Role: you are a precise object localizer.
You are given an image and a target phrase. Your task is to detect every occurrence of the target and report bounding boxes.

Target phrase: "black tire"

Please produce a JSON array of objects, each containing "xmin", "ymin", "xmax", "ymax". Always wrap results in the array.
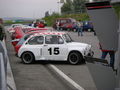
[
  {"xmin": 68, "ymin": 52, "xmax": 83, "ymax": 65},
  {"xmin": 21, "ymin": 52, "xmax": 35, "ymax": 64}
]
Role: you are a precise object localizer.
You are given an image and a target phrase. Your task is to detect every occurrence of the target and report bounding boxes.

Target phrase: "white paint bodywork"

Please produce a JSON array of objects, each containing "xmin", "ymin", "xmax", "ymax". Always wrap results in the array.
[{"xmin": 18, "ymin": 32, "xmax": 92, "ymax": 61}]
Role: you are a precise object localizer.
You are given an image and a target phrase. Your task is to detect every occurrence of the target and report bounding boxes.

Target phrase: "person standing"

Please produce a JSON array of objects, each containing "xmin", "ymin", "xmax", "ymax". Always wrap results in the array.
[
  {"xmin": 76, "ymin": 20, "xmax": 83, "ymax": 36},
  {"xmin": 56, "ymin": 21, "xmax": 60, "ymax": 31},
  {"xmin": 37, "ymin": 22, "xmax": 45, "ymax": 28},
  {"xmin": 0, "ymin": 18, "xmax": 7, "ymax": 75},
  {"xmin": 100, "ymin": 44, "xmax": 115, "ymax": 69},
  {"xmin": 0, "ymin": 18, "xmax": 5, "ymax": 41}
]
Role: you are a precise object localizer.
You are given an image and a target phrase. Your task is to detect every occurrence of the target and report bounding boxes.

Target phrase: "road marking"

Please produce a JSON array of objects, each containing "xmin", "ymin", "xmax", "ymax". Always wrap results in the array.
[{"xmin": 48, "ymin": 64, "xmax": 85, "ymax": 90}]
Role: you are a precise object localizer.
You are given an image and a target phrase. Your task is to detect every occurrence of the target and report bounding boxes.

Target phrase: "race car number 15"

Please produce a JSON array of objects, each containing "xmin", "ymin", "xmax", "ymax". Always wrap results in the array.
[{"xmin": 48, "ymin": 47, "xmax": 60, "ymax": 55}]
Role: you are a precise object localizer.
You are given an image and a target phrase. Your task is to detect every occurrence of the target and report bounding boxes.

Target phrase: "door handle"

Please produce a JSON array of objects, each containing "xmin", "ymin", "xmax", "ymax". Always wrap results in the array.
[{"xmin": 44, "ymin": 44, "xmax": 48, "ymax": 46}]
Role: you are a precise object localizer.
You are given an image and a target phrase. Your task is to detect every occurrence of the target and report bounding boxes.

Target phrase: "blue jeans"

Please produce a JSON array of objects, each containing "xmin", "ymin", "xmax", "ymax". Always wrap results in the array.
[
  {"xmin": 57, "ymin": 26, "xmax": 59, "ymax": 31},
  {"xmin": 101, "ymin": 51, "xmax": 115, "ymax": 67},
  {"xmin": 77, "ymin": 27, "xmax": 83, "ymax": 36}
]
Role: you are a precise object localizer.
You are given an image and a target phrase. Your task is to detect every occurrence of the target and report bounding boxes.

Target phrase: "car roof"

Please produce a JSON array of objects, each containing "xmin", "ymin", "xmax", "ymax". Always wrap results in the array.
[
  {"xmin": 30, "ymin": 31, "xmax": 66, "ymax": 37},
  {"xmin": 28, "ymin": 28, "xmax": 48, "ymax": 31},
  {"xmin": 26, "ymin": 30, "xmax": 46, "ymax": 34}
]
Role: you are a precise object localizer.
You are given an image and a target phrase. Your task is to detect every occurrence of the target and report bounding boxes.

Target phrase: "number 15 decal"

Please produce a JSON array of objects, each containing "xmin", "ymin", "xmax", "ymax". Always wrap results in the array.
[{"xmin": 48, "ymin": 47, "xmax": 60, "ymax": 55}]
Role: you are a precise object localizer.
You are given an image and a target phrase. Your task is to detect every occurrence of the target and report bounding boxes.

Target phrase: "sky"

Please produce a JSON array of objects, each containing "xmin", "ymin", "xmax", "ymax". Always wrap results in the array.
[{"xmin": 0, "ymin": 0, "xmax": 63, "ymax": 19}]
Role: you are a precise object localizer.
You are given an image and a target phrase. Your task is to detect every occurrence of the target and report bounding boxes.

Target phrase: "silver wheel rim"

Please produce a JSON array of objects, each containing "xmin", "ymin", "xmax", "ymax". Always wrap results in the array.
[{"xmin": 69, "ymin": 53, "xmax": 79, "ymax": 64}]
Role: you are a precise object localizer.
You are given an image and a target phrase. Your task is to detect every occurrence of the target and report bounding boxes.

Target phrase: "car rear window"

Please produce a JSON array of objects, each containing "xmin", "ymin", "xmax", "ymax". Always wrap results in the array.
[{"xmin": 28, "ymin": 36, "xmax": 44, "ymax": 45}]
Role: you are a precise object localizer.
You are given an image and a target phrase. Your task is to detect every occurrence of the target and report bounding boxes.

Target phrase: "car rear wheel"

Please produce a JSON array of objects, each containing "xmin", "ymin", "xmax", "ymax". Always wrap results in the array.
[
  {"xmin": 21, "ymin": 52, "xmax": 35, "ymax": 64},
  {"xmin": 68, "ymin": 52, "xmax": 83, "ymax": 65}
]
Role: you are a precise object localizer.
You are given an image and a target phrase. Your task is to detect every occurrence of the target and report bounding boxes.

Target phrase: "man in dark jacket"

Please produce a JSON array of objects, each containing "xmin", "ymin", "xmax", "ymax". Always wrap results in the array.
[{"xmin": 0, "ymin": 18, "xmax": 5, "ymax": 41}]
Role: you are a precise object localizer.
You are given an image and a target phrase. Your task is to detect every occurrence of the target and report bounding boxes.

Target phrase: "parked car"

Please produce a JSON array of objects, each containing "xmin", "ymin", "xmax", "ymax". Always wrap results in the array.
[
  {"xmin": 11, "ymin": 27, "xmax": 25, "ymax": 40},
  {"xmin": 82, "ymin": 21, "xmax": 94, "ymax": 32},
  {"xmin": 11, "ymin": 27, "xmax": 25, "ymax": 46},
  {"xmin": 8, "ymin": 24, "xmax": 24, "ymax": 34},
  {"xmin": 18, "ymin": 31, "xmax": 93, "ymax": 64},
  {"xmin": 53, "ymin": 18, "xmax": 77, "ymax": 31},
  {"xmin": 61, "ymin": 23, "xmax": 75, "ymax": 31}
]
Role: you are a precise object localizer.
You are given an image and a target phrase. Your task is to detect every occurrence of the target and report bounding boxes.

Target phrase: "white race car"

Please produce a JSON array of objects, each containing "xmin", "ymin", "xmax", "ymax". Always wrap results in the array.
[{"xmin": 18, "ymin": 31, "xmax": 93, "ymax": 64}]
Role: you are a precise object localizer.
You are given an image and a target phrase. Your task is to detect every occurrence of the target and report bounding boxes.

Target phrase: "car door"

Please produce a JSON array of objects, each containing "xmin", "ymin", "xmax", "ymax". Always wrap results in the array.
[
  {"xmin": 42, "ymin": 35, "xmax": 68, "ymax": 61},
  {"xmin": 26, "ymin": 35, "xmax": 44, "ymax": 60}
]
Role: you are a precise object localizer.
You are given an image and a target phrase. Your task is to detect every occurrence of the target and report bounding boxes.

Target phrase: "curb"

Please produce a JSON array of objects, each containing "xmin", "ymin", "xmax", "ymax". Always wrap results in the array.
[
  {"xmin": 7, "ymin": 58, "xmax": 17, "ymax": 90},
  {"xmin": 2, "ymin": 40, "xmax": 17, "ymax": 90}
]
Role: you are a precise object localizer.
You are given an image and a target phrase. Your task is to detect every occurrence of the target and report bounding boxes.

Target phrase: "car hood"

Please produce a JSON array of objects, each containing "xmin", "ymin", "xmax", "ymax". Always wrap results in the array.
[{"xmin": 67, "ymin": 42, "xmax": 91, "ymax": 47}]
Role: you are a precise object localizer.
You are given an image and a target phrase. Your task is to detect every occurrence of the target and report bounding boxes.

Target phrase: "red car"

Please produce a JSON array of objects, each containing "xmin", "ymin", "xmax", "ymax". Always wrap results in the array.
[
  {"xmin": 53, "ymin": 18, "xmax": 76, "ymax": 30},
  {"xmin": 61, "ymin": 23, "xmax": 75, "ymax": 31},
  {"xmin": 11, "ymin": 27, "xmax": 25, "ymax": 40},
  {"xmin": 11, "ymin": 27, "xmax": 25, "ymax": 46}
]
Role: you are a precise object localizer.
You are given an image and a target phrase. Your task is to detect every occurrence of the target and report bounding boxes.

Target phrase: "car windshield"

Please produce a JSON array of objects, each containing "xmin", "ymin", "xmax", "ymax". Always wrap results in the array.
[
  {"xmin": 62, "ymin": 34, "xmax": 73, "ymax": 43},
  {"xmin": 17, "ymin": 34, "xmax": 33, "ymax": 45}
]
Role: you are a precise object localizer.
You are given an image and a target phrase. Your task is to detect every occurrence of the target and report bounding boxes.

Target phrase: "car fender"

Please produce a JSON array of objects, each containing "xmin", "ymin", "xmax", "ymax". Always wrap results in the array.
[
  {"xmin": 18, "ymin": 46, "xmax": 42, "ymax": 60},
  {"xmin": 18, "ymin": 47, "xmax": 34, "ymax": 58},
  {"xmin": 67, "ymin": 47, "xmax": 85, "ymax": 57},
  {"xmin": 18, "ymin": 47, "xmax": 28, "ymax": 57}
]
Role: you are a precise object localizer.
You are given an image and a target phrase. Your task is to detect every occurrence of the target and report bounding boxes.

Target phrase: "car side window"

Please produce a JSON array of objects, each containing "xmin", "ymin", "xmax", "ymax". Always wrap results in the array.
[
  {"xmin": 45, "ymin": 35, "xmax": 64, "ymax": 44},
  {"xmin": 28, "ymin": 36, "xmax": 44, "ymax": 45}
]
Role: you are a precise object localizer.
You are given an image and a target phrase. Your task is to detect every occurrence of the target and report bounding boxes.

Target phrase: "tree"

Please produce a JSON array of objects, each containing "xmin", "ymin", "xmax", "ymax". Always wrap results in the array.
[
  {"xmin": 61, "ymin": 0, "xmax": 86, "ymax": 14},
  {"xmin": 73, "ymin": 0, "xmax": 86, "ymax": 13},
  {"xmin": 61, "ymin": 0, "xmax": 73, "ymax": 14},
  {"xmin": 45, "ymin": 11, "xmax": 50, "ymax": 17}
]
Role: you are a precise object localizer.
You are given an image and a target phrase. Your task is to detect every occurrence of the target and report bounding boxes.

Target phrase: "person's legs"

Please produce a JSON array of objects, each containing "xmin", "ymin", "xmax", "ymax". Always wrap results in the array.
[
  {"xmin": 101, "ymin": 51, "xmax": 110, "ymax": 67},
  {"xmin": 101, "ymin": 51, "xmax": 108, "ymax": 59},
  {"xmin": 109, "ymin": 51, "xmax": 115, "ymax": 68},
  {"xmin": 78, "ymin": 28, "xmax": 80, "ymax": 36},
  {"xmin": 99, "ymin": 51, "xmax": 108, "ymax": 66},
  {"xmin": 57, "ymin": 26, "xmax": 59, "ymax": 31},
  {"xmin": 80, "ymin": 29, "xmax": 83, "ymax": 36}
]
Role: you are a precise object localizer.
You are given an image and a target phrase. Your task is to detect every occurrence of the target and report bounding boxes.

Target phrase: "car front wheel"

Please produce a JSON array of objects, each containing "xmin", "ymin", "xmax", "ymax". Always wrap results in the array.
[
  {"xmin": 21, "ymin": 52, "xmax": 35, "ymax": 64},
  {"xmin": 68, "ymin": 52, "xmax": 83, "ymax": 65}
]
